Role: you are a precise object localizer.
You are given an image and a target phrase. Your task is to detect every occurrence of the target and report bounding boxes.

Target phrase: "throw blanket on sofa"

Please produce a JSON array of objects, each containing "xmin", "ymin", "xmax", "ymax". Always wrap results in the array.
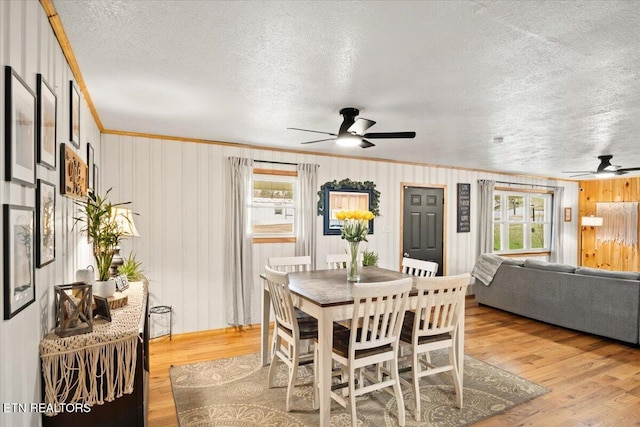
[{"xmin": 472, "ymin": 253, "xmax": 504, "ymax": 286}]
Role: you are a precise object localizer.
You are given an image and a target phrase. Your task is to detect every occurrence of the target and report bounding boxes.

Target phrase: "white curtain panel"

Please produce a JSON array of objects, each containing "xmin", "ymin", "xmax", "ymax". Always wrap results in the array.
[
  {"xmin": 596, "ymin": 202, "xmax": 639, "ymax": 246},
  {"xmin": 224, "ymin": 157, "xmax": 254, "ymax": 326},
  {"xmin": 549, "ymin": 186, "xmax": 564, "ymax": 263},
  {"xmin": 295, "ymin": 163, "xmax": 319, "ymax": 269},
  {"xmin": 477, "ymin": 180, "xmax": 495, "ymax": 257}
]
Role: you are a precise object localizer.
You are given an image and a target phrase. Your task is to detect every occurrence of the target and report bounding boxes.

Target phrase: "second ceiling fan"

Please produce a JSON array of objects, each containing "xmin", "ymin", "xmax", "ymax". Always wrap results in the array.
[
  {"xmin": 288, "ymin": 107, "xmax": 416, "ymax": 149},
  {"xmin": 562, "ymin": 155, "xmax": 640, "ymax": 177}
]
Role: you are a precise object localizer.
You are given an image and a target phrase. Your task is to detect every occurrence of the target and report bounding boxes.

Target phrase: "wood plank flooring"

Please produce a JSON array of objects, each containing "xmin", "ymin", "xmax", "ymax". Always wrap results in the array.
[{"xmin": 149, "ymin": 297, "xmax": 640, "ymax": 426}]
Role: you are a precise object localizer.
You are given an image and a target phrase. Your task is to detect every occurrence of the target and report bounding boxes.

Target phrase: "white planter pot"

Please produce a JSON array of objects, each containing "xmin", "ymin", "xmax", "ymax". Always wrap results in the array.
[
  {"xmin": 76, "ymin": 268, "xmax": 96, "ymax": 286},
  {"xmin": 93, "ymin": 279, "xmax": 116, "ymax": 298}
]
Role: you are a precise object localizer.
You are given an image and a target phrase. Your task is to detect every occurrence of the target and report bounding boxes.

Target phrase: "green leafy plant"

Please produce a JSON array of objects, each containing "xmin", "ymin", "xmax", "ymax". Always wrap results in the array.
[
  {"xmin": 362, "ymin": 249, "xmax": 379, "ymax": 267},
  {"xmin": 118, "ymin": 253, "xmax": 147, "ymax": 282},
  {"xmin": 74, "ymin": 189, "xmax": 130, "ymax": 281}
]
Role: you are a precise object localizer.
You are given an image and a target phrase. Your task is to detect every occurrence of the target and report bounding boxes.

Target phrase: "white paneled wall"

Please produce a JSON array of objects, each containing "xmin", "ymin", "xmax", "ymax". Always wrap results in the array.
[
  {"xmin": 102, "ymin": 134, "xmax": 579, "ymax": 335},
  {"xmin": 0, "ymin": 2, "xmax": 100, "ymax": 426}
]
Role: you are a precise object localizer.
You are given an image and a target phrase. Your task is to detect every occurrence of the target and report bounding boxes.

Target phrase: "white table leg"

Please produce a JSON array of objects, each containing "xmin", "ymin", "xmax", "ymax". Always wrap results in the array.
[
  {"xmin": 261, "ymin": 283, "xmax": 271, "ymax": 367},
  {"xmin": 318, "ymin": 311, "xmax": 334, "ymax": 427}
]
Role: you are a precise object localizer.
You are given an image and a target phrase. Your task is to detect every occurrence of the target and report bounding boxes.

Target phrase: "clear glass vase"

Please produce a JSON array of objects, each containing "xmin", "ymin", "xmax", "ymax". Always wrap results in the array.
[{"xmin": 347, "ymin": 241, "xmax": 360, "ymax": 282}]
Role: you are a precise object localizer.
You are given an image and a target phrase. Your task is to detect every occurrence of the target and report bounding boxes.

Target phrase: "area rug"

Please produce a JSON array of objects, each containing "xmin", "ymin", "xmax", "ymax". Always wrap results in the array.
[{"xmin": 170, "ymin": 351, "xmax": 548, "ymax": 426}]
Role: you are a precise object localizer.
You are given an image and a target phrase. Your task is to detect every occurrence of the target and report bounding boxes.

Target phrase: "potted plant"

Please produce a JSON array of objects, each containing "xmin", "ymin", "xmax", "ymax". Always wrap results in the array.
[
  {"xmin": 362, "ymin": 249, "xmax": 379, "ymax": 267},
  {"xmin": 75, "ymin": 189, "xmax": 130, "ymax": 296},
  {"xmin": 118, "ymin": 253, "xmax": 147, "ymax": 282}
]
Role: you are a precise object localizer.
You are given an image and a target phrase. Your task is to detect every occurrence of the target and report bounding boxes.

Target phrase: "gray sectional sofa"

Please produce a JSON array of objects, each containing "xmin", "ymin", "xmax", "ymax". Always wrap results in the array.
[{"xmin": 473, "ymin": 256, "xmax": 640, "ymax": 345}]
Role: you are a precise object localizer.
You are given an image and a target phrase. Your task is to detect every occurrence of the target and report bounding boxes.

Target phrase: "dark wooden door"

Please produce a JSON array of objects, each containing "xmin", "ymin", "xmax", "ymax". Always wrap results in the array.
[{"xmin": 402, "ymin": 186, "xmax": 444, "ymax": 275}]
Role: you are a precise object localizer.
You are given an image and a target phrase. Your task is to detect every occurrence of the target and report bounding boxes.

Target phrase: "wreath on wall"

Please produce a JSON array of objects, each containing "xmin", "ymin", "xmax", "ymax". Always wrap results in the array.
[{"xmin": 317, "ymin": 179, "xmax": 381, "ymax": 217}]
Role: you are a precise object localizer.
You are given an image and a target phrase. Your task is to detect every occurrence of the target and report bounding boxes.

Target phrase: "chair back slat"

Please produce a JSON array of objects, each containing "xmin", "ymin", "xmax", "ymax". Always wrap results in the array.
[
  {"xmin": 401, "ymin": 257, "xmax": 438, "ymax": 277},
  {"xmin": 326, "ymin": 253, "xmax": 350, "ymax": 269},
  {"xmin": 265, "ymin": 266, "xmax": 297, "ymax": 334},
  {"xmin": 268, "ymin": 256, "xmax": 311, "ymax": 273},
  {"xmin": 414, "ymin": 273, "xmax": 469, "ymax": 338},
  {"xmin": 350, "ymin": 278, "xmax": 412, "ymax": 353}
]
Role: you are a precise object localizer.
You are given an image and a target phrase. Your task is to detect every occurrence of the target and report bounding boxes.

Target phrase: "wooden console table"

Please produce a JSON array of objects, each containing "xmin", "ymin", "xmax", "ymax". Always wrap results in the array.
[{"xmin": 39, "ymin": 281, "xmax": 149, "ymax": 427}]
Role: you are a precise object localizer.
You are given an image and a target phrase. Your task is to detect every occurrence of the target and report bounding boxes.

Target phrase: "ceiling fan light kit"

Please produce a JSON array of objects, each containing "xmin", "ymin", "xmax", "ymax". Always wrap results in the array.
[
  {"xmin": 288, "ymin": 107, "xmax": 416, "ymax": 149},
  {"xmin": 336, "ymin": 134, "xmax": 361, "ymax": 147}
]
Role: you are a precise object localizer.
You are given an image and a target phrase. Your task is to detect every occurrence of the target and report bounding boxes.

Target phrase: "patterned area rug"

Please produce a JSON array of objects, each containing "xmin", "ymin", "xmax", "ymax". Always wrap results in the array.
[{"xmin": 170, "ymin": 351, "xmax": 548, "ymax": 426}]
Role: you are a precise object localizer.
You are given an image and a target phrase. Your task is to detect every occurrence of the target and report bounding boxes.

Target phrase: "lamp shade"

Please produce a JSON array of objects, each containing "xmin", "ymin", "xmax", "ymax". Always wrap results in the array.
[
  {"xmin": 113, "ymin": 207, "xmax": 140, "ymax": 237},
  {"xmin": 581, "ymin": 216, "xmax": 603, "ymax": 227}
]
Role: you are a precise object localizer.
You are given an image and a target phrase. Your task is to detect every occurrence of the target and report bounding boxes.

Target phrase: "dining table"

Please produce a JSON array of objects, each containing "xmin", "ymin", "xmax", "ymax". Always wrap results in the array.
[{"xmin": 260, "ymin": 266, "xmax": 466, "ymax": 427}]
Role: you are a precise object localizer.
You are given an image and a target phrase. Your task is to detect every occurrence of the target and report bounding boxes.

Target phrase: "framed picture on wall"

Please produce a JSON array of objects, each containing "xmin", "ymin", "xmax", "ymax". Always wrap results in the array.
[
  {"xmin": 36, "ymin": 74, "xmax": 57, "ymax": 170},
  {"xmin": 86, "ymin": 143, "xmax": 94, "ymax": 190},
  {"xmin": 69, "ymin": 81, "xmax": 80, "ymax": 148},
  {"xmin": 3, "ymin": 205, "xmax": 36, "ymax": 319},
  {"xmin": 36, "ymin": 179, "xmax": 56, "ymax": 268},
  {"xmin": 60, "ymin": 143, "xmax": 88, "ymax": 199},
  {"xmin": 4, "ymin": 66, "xmax": 36, "ymax": 187}
]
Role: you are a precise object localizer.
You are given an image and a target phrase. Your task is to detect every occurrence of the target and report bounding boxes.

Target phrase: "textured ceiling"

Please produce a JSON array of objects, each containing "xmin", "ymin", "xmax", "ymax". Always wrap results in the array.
[{"xmin": 52, "ymin": 0, "xmax": 640, "ymax": 178}]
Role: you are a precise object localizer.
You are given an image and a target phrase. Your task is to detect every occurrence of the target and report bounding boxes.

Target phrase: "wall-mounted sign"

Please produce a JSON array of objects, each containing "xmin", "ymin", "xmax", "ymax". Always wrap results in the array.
[
  {"xmin": 457, "ymin": 183, "xmax": 470, "ymax": 233},
  {"xmin": 60, "ymin": 143, "xmax": 87, "ymax": 199}
]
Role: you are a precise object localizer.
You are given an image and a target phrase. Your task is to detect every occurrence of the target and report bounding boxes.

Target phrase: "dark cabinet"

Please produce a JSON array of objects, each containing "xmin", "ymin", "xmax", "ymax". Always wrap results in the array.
[{"xmin": 41, "ymin": 283, "xmax": 149, "ymax": 427}]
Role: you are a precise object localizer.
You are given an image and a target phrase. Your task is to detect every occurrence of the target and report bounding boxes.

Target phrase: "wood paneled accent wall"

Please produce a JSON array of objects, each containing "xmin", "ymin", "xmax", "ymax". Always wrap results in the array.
[{"xmin": 578, "ymin": 178, "xmax": 640, "ymax": 270}]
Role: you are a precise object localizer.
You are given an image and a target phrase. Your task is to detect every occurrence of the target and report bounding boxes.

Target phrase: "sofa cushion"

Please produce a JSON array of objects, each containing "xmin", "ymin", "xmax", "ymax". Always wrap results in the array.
[
  {"xmin": 574, "ymin": 267, "xmax": 640, "ymax": 281},
  {"xmin": 500, "ymin": 257, "xmax": 525, "ymax": 266},
  {"xmin": 523, "ymin": 259, "xmax": 576, "ymax": 273}
]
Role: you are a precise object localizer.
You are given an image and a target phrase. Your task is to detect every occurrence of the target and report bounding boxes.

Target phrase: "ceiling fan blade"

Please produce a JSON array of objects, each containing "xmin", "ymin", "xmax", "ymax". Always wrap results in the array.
[
  {"xmin": 617, "ymin": 167, "xmax": 640, "ymax": 172},
  {"xmin": 347, "ymin": 118, "xmax": 376, "ymax": 135},
  {"xmin": 363, "ymin": 131, "xmax": 416, "ymax": 139},
  {"xmin": 287, "ymin": 127, "xmax": 337, "ymax": 137},
  {"xmin": 359, "ymin": 139, "xmax": 375, "ymax": 149},
  {"xmin": 570, "ymin": 173, "xmax": 595, "ymax": 178},
  {"xmin": 561, "ymin": 170, "xmax": 593, "ymax": 174},
  {"xmin": 300, "ymin": 138, "xmax": 337, "ymax": 145}
]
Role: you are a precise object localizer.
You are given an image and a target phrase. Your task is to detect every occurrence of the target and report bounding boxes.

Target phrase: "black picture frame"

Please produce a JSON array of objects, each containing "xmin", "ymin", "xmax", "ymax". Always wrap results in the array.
[
  {"xmin": 457, "ymin": 183, "xmax": 471, "ymax": 233},
  {"xmin": 322, "ymin": 186, "xmax": 375, "ymax": 236},
  {"xmin": 69, "ymin": 81, "xmax": 80, "ymax": 148},
  {"xmin": 86, "ymin": 143, "xmax": 95, "ymax": 190},
  {"xmin": 36, "ymin": 179, "xmax": 56, "ymax": 268},
  {"xmin": 36, "ymin": 74, "xmax": 57, "ymax": 170},
  {"xmin": 93, "ymin": 295, "xmax": 111, "ymax": 322},
  {"xmin": 3, "ymin": 204, "xmax": 36, "ymax": 319},
  {"xmin": 4, "ymin": 66, "xmax": 36, "ymax": 187}
]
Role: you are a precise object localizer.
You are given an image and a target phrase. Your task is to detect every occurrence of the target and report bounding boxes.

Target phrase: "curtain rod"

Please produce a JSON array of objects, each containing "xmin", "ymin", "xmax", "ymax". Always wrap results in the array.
[
  {"xmin": 486, "ymin": 180, "xmax": 557, "ymax": 189},
  {"xmin": 254, "ymin": 160, "xmax": 298, "ymax": 166}
]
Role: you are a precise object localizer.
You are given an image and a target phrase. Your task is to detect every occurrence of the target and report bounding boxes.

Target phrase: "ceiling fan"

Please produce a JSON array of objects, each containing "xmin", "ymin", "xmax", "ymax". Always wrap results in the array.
[
  {"xmin": 562, "ymin": 155, "xmax": 640, "ymax": 177},
  {"xmin": 288, "ymin": 107, "xmax": 416, "ymax": 149}
]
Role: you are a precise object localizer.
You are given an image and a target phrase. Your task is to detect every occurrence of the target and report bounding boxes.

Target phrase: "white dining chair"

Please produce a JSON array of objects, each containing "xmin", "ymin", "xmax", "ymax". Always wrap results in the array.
[
  {"xmin": 398, "ymin": 273, "xmax": 470, "ymax": 420},
  {"xmin": 264, "ymin": 266, "xmax": 318, "ymax": 411},
  {"xmin": 319, "ymin": 277, "xmax": 412, "ymax": 427},
  {"xmin": 401, "ymin": 257, "xmax": 438, "ymax": 277},
  {"xmin": 268, "ymin": 255, "xmax": 312, "ymax": 273},
  {"xmin": 266, "ymin": 256, "xmax": 315, "ymax": 361},
  {"xmin": 326, "ymin": 253, "xmax": 350, "ymax": 269}
]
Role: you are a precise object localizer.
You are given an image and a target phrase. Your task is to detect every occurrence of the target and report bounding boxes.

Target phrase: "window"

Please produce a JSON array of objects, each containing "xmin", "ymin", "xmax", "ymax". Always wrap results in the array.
[
  {"xmin": 493, "ymin": 190, "xmax": 552, "ymax": 253},
  {"xmin": 252, "ymin": 172, "xmax": 297, "ymax": 239}
]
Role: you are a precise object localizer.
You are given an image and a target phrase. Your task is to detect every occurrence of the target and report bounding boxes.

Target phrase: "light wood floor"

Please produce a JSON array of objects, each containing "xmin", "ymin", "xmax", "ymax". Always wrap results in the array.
[{"xmin": 149, "ymin": 298, "xmax": 640, "ymax": 426}]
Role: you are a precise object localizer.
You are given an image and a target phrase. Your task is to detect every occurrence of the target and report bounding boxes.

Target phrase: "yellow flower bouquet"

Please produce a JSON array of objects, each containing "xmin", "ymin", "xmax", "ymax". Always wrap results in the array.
[
  {"xmin": 335, "ymin": 209, "xmax": 375, "ymax": 281},
  {"xmin": 335, "ymin": 209, "xmax": 375, "ymax": 243}
]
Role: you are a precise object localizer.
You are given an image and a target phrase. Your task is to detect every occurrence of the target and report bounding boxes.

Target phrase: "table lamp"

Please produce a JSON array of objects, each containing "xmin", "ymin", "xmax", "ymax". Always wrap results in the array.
[
  {"xmin": 580, "ymin": 215, "xmax": 603, "ymax": 265},
  {"xmin": 109, "ymin": 207, "xmax": 140, "ymax": 277}
]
